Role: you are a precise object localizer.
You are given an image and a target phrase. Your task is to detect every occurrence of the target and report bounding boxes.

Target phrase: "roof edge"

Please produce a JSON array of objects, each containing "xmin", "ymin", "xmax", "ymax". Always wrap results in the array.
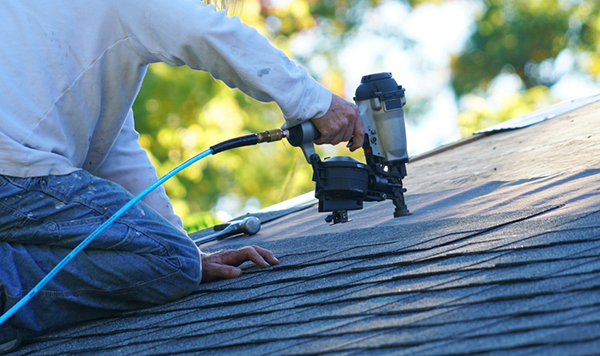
[{"xmin": 474, "ymin": 90, "xmax": 600, "ymax": 134}]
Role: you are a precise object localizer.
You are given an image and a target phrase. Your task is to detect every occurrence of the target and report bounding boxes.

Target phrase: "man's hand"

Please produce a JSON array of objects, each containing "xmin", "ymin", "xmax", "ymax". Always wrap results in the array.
[
  {"xmin": 311, "ymin": 94, "xmax": 364, "ymax": 152},
  {"xmin": 201, "ymin": 245, "xmax": 279, "ymax": 283}
]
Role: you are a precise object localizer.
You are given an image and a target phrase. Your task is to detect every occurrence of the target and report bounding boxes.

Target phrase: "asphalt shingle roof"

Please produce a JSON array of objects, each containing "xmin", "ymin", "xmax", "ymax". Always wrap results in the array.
[{"xmin": 8, "ymin": 99, "xmax": 600, "ymax": 355}]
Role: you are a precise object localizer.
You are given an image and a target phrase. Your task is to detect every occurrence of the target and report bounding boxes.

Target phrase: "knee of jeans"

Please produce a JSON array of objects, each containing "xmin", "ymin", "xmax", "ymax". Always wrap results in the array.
[
  {"xmin": 163, "ymin": 237, "xmax": 202, "ymax": 301},
  {"xmin": 180, "ymin": 245, "xmax": 202, "ymax": 291},
  {"xmin": 118, "ymin": 229, "xmax": 202, "ymax": 304}
]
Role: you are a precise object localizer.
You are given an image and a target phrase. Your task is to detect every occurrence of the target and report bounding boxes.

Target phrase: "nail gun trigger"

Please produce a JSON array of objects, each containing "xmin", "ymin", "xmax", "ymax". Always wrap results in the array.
[{"xmin": 346, "ymin": 137, "xmax": 354, "ymax": 148}]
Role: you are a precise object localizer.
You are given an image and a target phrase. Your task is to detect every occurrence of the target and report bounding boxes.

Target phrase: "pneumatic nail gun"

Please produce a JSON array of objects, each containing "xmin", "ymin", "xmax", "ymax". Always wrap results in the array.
[{"xmin": 287, "ymin": 72, "xmax": 411, "ymax": 225}]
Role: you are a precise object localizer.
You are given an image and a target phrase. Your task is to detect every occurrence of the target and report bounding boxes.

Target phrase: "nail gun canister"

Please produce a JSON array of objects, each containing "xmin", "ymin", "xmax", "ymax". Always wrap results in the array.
[
  {"xmin": 354, "ymin": 72, "xmax": 409, "ymax": 164},
  {"xmin": 317, "ymin": 156, "xmax": 369, "ymax": 212}
]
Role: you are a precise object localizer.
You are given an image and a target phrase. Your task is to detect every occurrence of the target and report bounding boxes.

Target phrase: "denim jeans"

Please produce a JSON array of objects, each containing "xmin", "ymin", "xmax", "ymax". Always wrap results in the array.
[{"xmin": 0, "ymin": 171, "xmax": 201, "ymax": 337}]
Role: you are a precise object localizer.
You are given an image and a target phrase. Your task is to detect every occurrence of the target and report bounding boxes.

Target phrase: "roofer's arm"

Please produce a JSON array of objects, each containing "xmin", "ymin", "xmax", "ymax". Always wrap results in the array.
[{"xmin": 115, "ymin": 0, "xmax": 363, "ymax": 149}]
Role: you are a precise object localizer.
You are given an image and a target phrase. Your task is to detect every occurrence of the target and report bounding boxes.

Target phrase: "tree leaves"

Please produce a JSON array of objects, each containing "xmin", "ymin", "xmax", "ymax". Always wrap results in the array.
[
  {"xmin": 451, "ymin": 0, "xmax": 571, "ymax": 96},
  {"xmin": 133, "ymin": 62, "xmax": 314, "ymax": 232}
]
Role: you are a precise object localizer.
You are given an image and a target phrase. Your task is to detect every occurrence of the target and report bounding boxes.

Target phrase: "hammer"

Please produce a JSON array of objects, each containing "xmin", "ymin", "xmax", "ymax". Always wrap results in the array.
[{"xmin": 193, "ymin": 216, "xmax": 261, "ymax": 246}]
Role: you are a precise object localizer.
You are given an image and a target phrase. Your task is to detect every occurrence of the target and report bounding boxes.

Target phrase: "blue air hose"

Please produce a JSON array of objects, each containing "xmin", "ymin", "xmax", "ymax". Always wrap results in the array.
[{"xmin": 0, "ymin": 128, "xmax": 286, "ymax": 327}]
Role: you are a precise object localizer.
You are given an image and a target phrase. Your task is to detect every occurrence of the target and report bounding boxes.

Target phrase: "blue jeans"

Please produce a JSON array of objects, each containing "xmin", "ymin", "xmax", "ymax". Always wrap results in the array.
[{"xmin": 0, "ymin": 171, "xmax": 201, "ymax": 337}]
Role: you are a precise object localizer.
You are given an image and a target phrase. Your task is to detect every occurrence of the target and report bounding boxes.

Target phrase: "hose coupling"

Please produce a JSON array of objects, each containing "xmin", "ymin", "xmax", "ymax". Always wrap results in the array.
[{"xmin": 256, "ymin": 128, "xmax": 286, "ymax": 143}]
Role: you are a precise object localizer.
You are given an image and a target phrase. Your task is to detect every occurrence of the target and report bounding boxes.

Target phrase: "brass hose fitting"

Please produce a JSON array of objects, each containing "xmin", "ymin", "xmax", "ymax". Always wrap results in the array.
[{"xmin": 256, "ymin": 128, "xmax": 286, "ymax": 143}]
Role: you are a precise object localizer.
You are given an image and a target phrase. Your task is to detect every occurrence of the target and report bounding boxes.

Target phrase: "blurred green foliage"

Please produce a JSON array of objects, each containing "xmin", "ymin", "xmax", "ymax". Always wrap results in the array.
[
  {"xmin": 452, "ymin": 0, "xmax": 570, "ymax": 95},
  {"xmin": 132, "ymin": 62, "xmax": 315, "ymax": 232},
  {"xmin": 132, "ymin": 0, "xmax": 600, "ymax": 232},
  {"xmin": 454, "ymin": 0, "xmax": 600, "ymax": 135}
]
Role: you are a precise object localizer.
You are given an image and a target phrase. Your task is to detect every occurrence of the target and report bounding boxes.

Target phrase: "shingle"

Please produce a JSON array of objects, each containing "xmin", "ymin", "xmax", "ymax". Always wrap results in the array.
[
  {"xmin": 458, "ymin": 306, "xmax": 600, "ymax": 338},
  {"xmin": 519, "ymin": 339, "xmax": 600, "ymax": 356},
  {"xmin": 10, "ymin": 100, "xmax": 600, "ymax": 356}
]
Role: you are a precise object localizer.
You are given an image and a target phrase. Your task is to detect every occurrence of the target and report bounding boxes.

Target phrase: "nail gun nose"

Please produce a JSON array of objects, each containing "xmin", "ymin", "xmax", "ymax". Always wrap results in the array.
[{"xmin": 193, "ymin": 217, "xmax": 261, "ymax": 246}]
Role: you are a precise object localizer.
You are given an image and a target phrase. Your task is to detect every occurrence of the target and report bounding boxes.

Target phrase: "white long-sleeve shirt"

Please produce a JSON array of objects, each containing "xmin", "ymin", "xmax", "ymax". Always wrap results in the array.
[{"xmin": 0, "ymin": 0, "xmax": 332, "ymax": 229}]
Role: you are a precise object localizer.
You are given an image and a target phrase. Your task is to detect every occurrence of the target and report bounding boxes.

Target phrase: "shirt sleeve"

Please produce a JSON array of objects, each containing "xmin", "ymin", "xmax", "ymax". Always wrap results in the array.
[
  {"xmin": 112, "ymin": 0, "xmax": 332, "ymax": 128},
  {"xmin": 91, "ymin": 110, "xmax": 186, "ymax": 232}
]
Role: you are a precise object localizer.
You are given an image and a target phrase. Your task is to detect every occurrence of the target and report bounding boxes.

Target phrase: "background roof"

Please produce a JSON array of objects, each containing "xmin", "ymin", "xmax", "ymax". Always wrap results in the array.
[{"xmin": 9, "ymin": 99, "xmax": 600, "ymax": 355}]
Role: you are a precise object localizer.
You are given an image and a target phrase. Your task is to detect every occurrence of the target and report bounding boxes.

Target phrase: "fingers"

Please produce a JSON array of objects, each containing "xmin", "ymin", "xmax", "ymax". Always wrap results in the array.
[
  {"xmin": 209, "ymin": 265, "xmax": 242, "ymax": 280},
  {"xmin": 312, "ymin": 94, "xmax": 362, "ymax": 148},
  {"xmin": 234, "ymin": 246, "xmax": 269, "ymax": 267},
  {"xmin": 201, "ymin": 251, "xmax": 240, "ymax": 282},
  {"xmin": 349, "ymin": 114, "xmax": 365, "ymax": 152},
  {"xmin": 251, "ymin": 245, "xmax": 280, "ymax": 266},
  {"xmin": 201, "ymin": 245, "xmax": 279, "ymax": 283},
  {"xmin": 214, "ymin": 246, "xmax": 260, "ymax": 267},
  {"xmin": 312, "ymin": 115, "xmax": 341, "ymax": 145},
  {"xmin": 221, "ymin": 245, "xmax": 279, "ymax": 268}
]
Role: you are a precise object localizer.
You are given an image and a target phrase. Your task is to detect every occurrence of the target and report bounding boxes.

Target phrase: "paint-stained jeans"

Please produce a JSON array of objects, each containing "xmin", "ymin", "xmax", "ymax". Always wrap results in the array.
[{"xmin": 0, "ymin": 171, "xmax": 201, "ymax": 336}]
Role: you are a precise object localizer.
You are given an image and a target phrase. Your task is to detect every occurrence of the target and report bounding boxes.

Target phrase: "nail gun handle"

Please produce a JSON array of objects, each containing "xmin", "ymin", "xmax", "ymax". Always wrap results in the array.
[
  {"xmin": 287, "ymin": 121, "xmax": 319, "ymax": 164},
  {"xmin": 287, "ymin": 121, "xmax": 320, "ymax": 147}
]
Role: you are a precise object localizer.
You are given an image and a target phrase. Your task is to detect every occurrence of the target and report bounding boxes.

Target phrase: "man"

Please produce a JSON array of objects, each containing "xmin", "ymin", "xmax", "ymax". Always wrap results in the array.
[{"xmin": 0, "ymin": 0, "xmax": 363, "ymax": 350}]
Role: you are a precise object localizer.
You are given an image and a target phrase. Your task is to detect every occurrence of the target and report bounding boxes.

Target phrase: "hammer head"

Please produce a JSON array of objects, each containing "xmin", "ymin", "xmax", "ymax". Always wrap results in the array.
[
  {"xmin": 214, "ymin": 216, "xmax": 261, "ymax": 235},
  {"xmin": 236, "ymin": 216, "xmax": 261, "ymax": 235}
]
